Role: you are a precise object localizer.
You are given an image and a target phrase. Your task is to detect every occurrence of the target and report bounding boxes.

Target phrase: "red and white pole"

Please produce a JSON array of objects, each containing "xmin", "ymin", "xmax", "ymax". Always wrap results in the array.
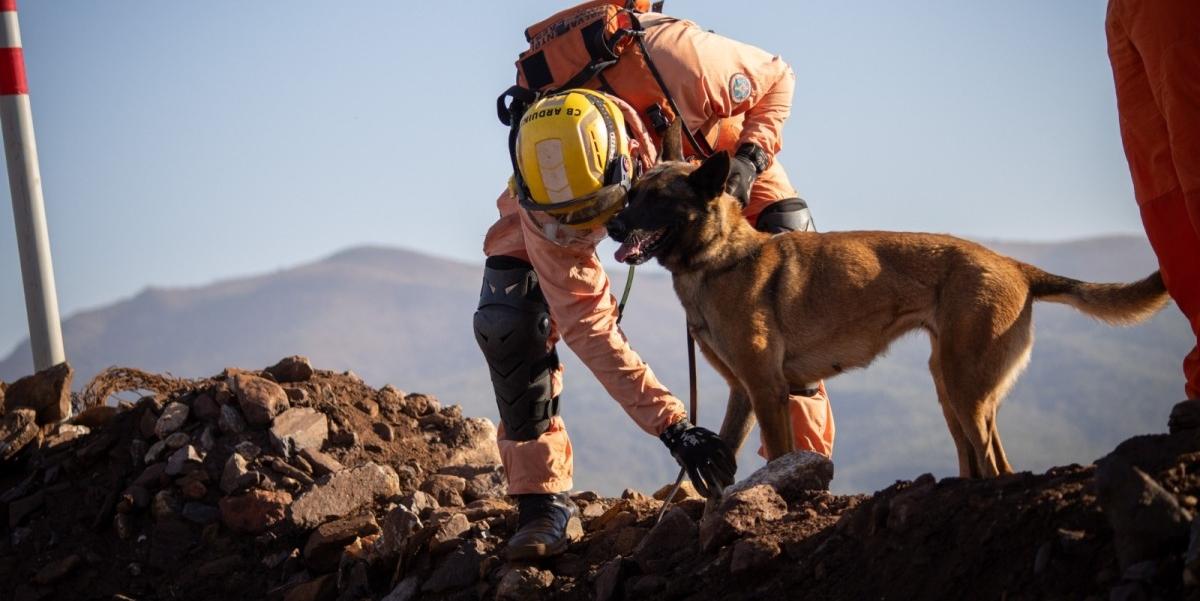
[{"xmin": 2, "ymin": 0, "xmax": 65, "ymax": 372}]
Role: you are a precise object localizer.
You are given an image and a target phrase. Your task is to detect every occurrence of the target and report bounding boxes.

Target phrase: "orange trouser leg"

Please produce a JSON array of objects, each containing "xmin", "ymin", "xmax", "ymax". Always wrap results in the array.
[
  {"xmin": 484, "ymin": 192, "xmax": 575, "ymax": 495},
  {"xmin": 757, "ymin": 382, "xmax": 836, "ymax": 458},
  {"xmin": 497, "ymin": 414, "xmax": 575, "ymax": 495},
  {"xmin": 1107, "ymin": 0, "xmax": 1200, "ymax": 398}
]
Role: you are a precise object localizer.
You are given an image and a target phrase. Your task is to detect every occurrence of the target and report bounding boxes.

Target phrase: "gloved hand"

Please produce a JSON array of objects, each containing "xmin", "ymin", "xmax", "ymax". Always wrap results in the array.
[
  {"xmin": 659, "ymin": 420, "xmax": 736, "ymax": 498},
  {"xmin": 724, "ymin": 143, "xmax": 768, "ymax": 207}
]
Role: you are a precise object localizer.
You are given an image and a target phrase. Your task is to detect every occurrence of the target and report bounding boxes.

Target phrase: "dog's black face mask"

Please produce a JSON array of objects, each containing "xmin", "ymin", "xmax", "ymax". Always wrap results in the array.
[{"xmin": 608, "ymin": 152, "xmax": 731, "ymax": 265}]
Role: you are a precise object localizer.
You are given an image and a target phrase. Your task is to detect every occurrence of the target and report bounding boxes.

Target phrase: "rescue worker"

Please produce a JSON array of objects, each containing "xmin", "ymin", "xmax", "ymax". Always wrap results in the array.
[
  {"xmin": 473, "ymin": 2, "xmax": 835, "ymax": 560},
  {"xmin": 1106, "ymin": 0, "xmax": 1200, "ymax": 427}
]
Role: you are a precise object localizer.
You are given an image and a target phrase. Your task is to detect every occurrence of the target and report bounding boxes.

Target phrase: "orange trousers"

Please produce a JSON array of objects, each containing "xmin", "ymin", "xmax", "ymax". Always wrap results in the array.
[{"xmin": 1107, "ymin": 0, "xmax": 1200, "ymax": 399}]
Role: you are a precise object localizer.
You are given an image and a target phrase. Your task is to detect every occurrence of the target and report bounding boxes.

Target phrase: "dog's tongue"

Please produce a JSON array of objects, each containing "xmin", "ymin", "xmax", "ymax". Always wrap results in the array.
[{"xmin": 614, "ymin": 238, "xmax": 643, "ymax": 264}]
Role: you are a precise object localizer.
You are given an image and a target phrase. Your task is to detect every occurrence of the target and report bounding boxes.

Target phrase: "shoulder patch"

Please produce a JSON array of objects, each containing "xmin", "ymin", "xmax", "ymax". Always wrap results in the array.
[{"xmin": 729, "ymin": 73, "xmax": 752, "ymax": 104}]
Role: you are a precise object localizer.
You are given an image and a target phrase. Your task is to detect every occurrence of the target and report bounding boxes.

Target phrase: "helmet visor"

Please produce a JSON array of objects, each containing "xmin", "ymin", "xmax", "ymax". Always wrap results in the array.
[{"xmin": 554, "ymin": 184, "xmax": 627, "ymax": 229}]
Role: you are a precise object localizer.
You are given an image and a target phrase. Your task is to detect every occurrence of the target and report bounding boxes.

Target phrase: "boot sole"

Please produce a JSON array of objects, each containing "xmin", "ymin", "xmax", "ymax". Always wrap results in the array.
[
  {"xmin": 505, "ymin": 535, "xmax": 571, "ymax": 561},
  {"xmin": 505, "ymin": 516, "xmax": 580, "ymax": 561}
]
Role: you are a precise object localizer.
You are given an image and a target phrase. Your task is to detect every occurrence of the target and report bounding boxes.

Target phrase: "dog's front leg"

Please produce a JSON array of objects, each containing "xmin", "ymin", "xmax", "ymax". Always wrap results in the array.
[
  {"xmin": 718, "ymin": 386, "xmax": 755, "ymax": 457},
  {"xmin": 744, "ymin": 376, "xmax": 794, "ymax": 461},
  {"xmin": 702, "ymin": 386, "xmax": 756, "ymax": 518}
]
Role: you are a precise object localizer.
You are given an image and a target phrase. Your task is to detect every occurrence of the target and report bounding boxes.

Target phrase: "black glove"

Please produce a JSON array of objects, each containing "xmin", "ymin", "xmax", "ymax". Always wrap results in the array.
[
  {"xmin": 724, "ymin": 143, "xmax": 769, "ymax": 207},
  {"xmin": 659, "ymin": 420, "xmax": 736, "ymax": 498}
]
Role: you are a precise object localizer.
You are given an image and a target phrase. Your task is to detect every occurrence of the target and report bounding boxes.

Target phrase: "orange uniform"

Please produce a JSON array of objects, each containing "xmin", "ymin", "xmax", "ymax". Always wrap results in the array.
[
  {"xmin": 1107, "ymin": 0, "xmax": 1200, "ymax": 399},
  {"xmin": 485, "ymin": 13, "xmax": 836, "ymax": 494}
]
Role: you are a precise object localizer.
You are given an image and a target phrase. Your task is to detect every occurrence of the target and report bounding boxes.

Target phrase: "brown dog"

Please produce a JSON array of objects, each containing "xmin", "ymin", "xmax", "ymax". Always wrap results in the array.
[{"xmin": 607, "ymin": 138, "xmax": 1169, "ymax": 479}]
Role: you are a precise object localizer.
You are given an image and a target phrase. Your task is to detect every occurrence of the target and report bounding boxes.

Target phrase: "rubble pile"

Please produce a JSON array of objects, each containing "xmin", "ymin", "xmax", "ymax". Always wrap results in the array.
[
  {"xmin": 0, "ymin": 358, "xmax": 1198, "ymax": 601},
  {"xmin": 0, "ymin": 358, "xmax": 510, "ymax": 601}
]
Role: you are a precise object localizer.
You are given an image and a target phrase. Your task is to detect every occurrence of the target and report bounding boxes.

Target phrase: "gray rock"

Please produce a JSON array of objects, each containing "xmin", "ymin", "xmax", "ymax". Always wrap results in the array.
[
  {"xmin": 234, "ymin": 440, "xmax": 262, "ymax": 459},
  {"xmin": 730, "ymin": 538, "xmax": 781, "ymax": 573},
  {"xmin": 164, "ymin": 431, "xmax": 190, "ymax": 449},
  {"xmin": 373, "ymin": 422, "xmax": 395, "ymax": 442},
  {"xmin": 445, "ymin": 418, "xmax": 501, "ymax": 466},
  {"xmin": 400, "ymin": 490, "xmax": 439, "ymax": 518},
  {"xmin": 197, "ymin": 425, "xmax": 216, "ymax": 453},
  {"xmin": 269, "ymin": 457, "xmax": 314, "ymax": 485},
  {"xmin": 268, "ymin": 408, "xmax": 328, "ymax": 457},
  {"xmin": 299, "ymin": 448, "xmax": 344, "ymax": 476},
  {"xmin": 290, "ymin": 463, "xmax": 401, "ymax": 529},
  {"xmin": 594, "ymin": 558, "xmax": 625, "ymax": 601},
  {"xmin": 496, "ymin": 565, "xmax": 555, "ymax": 600},
  {"xmin": 218, "ymin": 489, "xmax": 292, "ymax": 534},
  {"xmin": 886, "ymin": 473, "xmax": 936, "ymax": 534},
  {"xmin": 1169, "ymin": 399, "xmax": 1200, "ymax": 434},
  {"xmin": 633, "ymin": 506, "xmax": 697, "ymax": 573},
  {"xmin": 192, "ymin": 393, "xmax": 220, "ymax": 422},
  {"xmin": 429, "ymin": 513, "xmax": 471, "ymax": 554},
  {"xmin": 382, "ymin": 576, "xmax": 421, "ymax": 601},
  {"xmin": 144, "ymin": 439, "xmax": 168, "ymax": 464},
  {"xmin": 218, "ymin": 404, "xmax": 247, "ymax": 434},
  {"xmin": 422, "ymin": 539, "xmax": 490, "ymax": 593},
  {"xmin": 421, "ymin": 475, "xmax": 467, "ymax": 508},
  {"xmin": 133, "ymin": 463, "xmax": 166, "ymax": 488},
  {"xmin": 165, "ymin": 445, "xmax": 203, "ymax": 476},
  {"xmin": 152, "ymin": 490, "xmax": 180, "ymax": 521},
  {"xmin": 401, "ymin": 393, "xmax": 437, "ymax": 417},
  {"xmin": 43, "ymin": 422, "xmax": 89, "ymax": 448},
  {"xmin": 380, "ymin": 505, "xmax": 423, "ymax": 558},
  {"xmin": 181, "ymin": 502, "xmax": 221, "ymax": 525},
  {"xmin": 154, "ymin": 402, "xmax": 190, "ymax": 438},
  {"xmin": 4, "ymin": 362, "xmax": 72, "ymax": 425},
  {"xmin": 221, "ymin": 453, "xmax": 251, "ymax": 494},
  {"xmin": 0, "ymin": 409, "xmax": 40, "ymax": 461},
  {"xmin": 265, "ymin": 355, "xmax": 314, "ymax": 383},
  {"xmin": 700, "ymin": 484, "xmax": 787, "ymax": 552},
  {"xmin": 724, "ymin": 450, "xmax": 834, "ymax": 499},
  {"xmin": 1096, "ymin": 455, "xmax": 1192, "ymax": 568},
  {"xmin": 303, "ymin": 515, "xmax": 380, "ymax": 573}
]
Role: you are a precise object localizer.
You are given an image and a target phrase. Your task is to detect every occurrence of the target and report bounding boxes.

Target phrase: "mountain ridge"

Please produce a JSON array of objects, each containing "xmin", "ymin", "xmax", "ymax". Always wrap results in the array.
[{"xmin": 0, "ymin": 235, "xmax": 1190, "ymax": 495}]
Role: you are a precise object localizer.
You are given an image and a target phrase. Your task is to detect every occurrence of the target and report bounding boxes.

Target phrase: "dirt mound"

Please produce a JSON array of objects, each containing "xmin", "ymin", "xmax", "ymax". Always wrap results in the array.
[{"xmin": 1, "ymin": 361, "xmax": 1197, "ymax": 601}]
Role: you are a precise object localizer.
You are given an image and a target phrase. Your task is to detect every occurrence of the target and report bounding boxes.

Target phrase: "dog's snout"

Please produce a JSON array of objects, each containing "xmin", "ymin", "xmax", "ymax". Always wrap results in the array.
[{"xmin": 607, "ymin": 215, "xmax": 628, "ymax": 242}]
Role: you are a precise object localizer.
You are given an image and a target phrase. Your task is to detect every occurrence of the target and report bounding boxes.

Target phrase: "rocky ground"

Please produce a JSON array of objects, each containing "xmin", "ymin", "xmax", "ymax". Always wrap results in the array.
[{"xmin": 0, "ymin": 358, "xmax": 1197, "ymax": 601}]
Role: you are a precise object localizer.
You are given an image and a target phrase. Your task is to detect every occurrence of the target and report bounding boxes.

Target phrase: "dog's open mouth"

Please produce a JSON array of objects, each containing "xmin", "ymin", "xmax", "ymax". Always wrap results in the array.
[{"xmin": 614, "ymin": 227, "xmax": 670, "ymax": 265}]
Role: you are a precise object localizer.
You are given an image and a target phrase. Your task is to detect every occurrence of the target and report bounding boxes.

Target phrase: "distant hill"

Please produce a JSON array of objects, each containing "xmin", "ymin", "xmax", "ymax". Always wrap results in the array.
[{"xmin": 0, "ymin": 236, "xmax": 1190, "ymax": 495}]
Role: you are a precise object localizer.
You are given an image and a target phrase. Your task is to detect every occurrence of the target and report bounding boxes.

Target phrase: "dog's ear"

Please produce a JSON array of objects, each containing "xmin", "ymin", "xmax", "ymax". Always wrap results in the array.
[
  {"xmin": 687, "ymin": 151, "xmax": 730, "ymax": 200},
  {"xmin": 660, "ymin": 118, "xmax": 684, "ymax": 163}
]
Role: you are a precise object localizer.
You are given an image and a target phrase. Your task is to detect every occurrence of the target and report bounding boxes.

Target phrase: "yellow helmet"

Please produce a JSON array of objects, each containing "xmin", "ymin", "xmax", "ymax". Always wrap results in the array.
[{"xmin": 513, "ymin": 89, "xmax": 632, "ymax": 230}]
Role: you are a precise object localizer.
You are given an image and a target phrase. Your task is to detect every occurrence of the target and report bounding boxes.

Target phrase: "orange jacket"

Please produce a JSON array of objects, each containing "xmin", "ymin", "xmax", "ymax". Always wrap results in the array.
[{"xmin": 636, "ymin": 13, "xmax": 796, "ymax": 162}]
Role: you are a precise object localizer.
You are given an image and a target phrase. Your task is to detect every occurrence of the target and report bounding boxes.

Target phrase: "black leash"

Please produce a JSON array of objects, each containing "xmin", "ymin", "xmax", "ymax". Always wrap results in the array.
[{"xmin": 656, "ymin": 330, "xmax": 698, "ymax": 524}]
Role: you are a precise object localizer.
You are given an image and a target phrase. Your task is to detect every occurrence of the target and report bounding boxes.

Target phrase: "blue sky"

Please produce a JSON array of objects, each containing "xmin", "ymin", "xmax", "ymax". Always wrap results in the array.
[{"xmin": 1, "ymin": 1, "xmax": 1136, "ymax": 355}]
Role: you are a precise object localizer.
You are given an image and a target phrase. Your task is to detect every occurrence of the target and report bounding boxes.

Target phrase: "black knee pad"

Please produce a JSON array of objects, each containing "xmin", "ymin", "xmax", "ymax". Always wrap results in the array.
[
  {"xmin": 473, "ymin": 256, "xmax": 561, "ymax": 441},
  {"xmin": 756, "ymin": 197, "xmax": 816, "ymax": 234}
]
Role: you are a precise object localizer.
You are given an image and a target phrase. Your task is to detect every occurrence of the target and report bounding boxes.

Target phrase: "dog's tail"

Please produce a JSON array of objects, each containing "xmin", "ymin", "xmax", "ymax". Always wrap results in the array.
[{"xmin": 1022, "ymin": 263, "xmax": 1169, "ymax": 325}]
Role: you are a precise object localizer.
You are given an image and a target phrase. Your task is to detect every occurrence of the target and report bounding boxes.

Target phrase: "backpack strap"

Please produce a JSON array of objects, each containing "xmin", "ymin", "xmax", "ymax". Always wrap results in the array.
[{"xmin": 627, "ymin": 12, "xmax": 711, "ymax": 159}]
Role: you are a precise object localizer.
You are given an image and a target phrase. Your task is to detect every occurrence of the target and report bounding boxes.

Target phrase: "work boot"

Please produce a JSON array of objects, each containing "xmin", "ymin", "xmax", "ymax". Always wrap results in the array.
[
  {"xmin": 506, "ymin": 492, "xmax": 579, "ymax": 560},
  {"xmin": 1168, "ymin": 399, "xmax": 1200, "ymax": 434}
]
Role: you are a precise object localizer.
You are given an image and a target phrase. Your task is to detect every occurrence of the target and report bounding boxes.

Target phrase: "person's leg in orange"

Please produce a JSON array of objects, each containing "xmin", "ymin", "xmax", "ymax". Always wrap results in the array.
[
  {"xmin": 1107, "ymin": 0, "xmax": 1200, "ymax": 399},
  {"xmin": 476, "ymin": 191, "xmax": 579, "ymax": 560},
  {"xmin": 747, "ymin": 165, "xmax": 837, "ymax": 457}
]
